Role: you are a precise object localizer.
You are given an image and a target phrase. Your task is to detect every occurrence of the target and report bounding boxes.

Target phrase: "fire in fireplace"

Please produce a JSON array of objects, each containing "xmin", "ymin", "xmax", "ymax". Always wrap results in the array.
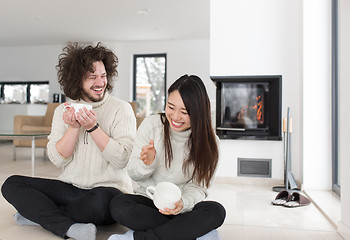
[{"xmin": 211, "ymin": 75, "xmax": 282, "ymax": 140}]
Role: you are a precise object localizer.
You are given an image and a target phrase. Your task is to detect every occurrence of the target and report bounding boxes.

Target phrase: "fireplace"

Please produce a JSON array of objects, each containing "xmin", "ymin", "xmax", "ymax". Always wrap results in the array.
[{"xmin": 211, "ymin": 75, "xmax": 282, "ymax": 140}]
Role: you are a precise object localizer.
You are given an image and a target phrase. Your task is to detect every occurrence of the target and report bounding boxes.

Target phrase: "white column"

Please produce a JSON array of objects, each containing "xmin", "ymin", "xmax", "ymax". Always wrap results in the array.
[{"xmin": 302, "ymin": 0, "xmax": 332, "ymax": 190}]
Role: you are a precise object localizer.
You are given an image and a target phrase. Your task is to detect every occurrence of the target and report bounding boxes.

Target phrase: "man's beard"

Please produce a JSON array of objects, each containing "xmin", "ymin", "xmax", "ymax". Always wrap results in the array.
[{"xmin": 82, "ymin": 88, "xmax": 106, "ymax": 102}]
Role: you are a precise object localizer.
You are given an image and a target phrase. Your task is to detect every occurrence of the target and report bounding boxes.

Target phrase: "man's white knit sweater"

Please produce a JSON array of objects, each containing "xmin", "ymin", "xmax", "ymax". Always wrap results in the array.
[
  {"xmin": 47, "ymin": 93, "xmax": 136, "ymax": 193},
  {"xmin": 127, "ymin": 114, "xmax": 208, "ymax": 214}
]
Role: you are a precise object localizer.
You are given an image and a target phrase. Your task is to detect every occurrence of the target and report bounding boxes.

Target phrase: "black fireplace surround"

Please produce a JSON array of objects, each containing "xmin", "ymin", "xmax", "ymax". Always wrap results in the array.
[{"xmin": 211, "ymin": 75, "xmax": 282, "ymax": 140}]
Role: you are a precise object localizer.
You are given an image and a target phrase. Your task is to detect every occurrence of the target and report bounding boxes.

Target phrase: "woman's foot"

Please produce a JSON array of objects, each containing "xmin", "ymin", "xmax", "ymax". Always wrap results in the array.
[
  {"xmin": 107, "ymin": 230, "xmax": 134, "ymax": 240},
  {"xmin": 66, "ymin": 223, "xmax": 97, "ymax": 240}
]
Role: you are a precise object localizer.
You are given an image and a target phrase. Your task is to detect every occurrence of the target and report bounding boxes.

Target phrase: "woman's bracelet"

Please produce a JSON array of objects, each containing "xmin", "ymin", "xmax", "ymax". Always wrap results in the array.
[{"xmin": 86, "ymin": 123, "xmax": 99, "ymax": 133}]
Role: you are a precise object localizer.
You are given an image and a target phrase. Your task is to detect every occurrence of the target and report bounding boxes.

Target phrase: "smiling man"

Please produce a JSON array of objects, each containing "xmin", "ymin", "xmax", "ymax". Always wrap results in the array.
[{"xmin": 1, "ymin": 43, "xmax": 136, "ymax": 240}]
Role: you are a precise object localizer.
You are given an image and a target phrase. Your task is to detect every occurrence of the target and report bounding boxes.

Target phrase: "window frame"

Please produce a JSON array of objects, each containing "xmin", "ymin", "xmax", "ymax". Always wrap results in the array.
[{"xmin": 332, "ymin": 0, "xmax": 340, "ymax": 196}]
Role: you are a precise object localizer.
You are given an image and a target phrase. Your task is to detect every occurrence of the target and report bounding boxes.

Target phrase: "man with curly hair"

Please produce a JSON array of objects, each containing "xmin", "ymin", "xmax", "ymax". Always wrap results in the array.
[{"xmin": 1, "ymin": 42, "xmax": 136, "ymax": 240}]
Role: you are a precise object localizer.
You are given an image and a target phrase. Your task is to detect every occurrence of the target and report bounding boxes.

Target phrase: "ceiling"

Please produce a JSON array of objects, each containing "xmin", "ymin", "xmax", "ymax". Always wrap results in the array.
[{"xmin": 0, "ymin": 0, "xmax": 210, "ymax": 47}]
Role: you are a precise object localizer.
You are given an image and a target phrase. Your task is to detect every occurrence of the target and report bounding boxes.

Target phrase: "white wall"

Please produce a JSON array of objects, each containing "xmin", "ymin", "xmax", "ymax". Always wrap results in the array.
[
  {"xmin": 0, "ymin": 45, "xmax": 65, "ymax": 102},
  {"xmin": 211, "ymin": 0, "xmax": 302, "ymax": 180},
  {"xmin": 104, "ymin": 39, "xmax": 212, "ymax": 102},
  {"xmin": 0, "ymin": 39, "xmax": 211, "ymax": 104},
  {"xmin": 338, "ymin": 0, "xmax": 350, "ymax": 238},
  {"xmin": 0, "ymin": 40, "xmax": 212, "ymax": 132}
]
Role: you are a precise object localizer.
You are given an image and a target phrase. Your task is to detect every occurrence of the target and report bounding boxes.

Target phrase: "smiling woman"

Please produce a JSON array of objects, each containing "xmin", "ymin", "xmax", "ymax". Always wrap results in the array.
[
  {"xmin": 165, "ymin": 90, "xmax": 191, "ymax": 132},
  {"xmin": 108, "ymin": 74, "xmax": 225, "ymax": 240}
]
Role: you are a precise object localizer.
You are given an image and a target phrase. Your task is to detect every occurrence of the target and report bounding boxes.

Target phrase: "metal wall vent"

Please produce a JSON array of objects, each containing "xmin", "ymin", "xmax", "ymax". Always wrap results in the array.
[{"xmin": 237, "ymin": 158, "xmax": 271, "ymax": 178}]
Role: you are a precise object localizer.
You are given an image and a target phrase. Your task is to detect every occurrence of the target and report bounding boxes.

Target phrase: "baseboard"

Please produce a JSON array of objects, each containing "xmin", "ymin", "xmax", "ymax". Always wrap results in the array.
[
  {"xmin": 213, "ymin": 176, "xmax": 283, "ymax": 187},
  {"xmin": 338, "ymin": 221, "xmax": 350, "ymax": 240}
]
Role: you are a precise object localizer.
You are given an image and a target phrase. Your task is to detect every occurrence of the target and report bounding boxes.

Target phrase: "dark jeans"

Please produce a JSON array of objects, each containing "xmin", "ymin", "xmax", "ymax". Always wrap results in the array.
[
  {"xmin": 110, "ymin": 194, "xmax": 226, "ymax": 240},
  {"xmin": 1, "ymin": 175, "xmax": 122, "ymax": 239}
]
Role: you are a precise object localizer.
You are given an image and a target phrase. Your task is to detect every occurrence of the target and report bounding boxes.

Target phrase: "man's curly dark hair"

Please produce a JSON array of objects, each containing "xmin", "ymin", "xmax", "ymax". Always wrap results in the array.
[{"xmin": 56, "ymin": 42, "xmax": 118, "ymax": 100}]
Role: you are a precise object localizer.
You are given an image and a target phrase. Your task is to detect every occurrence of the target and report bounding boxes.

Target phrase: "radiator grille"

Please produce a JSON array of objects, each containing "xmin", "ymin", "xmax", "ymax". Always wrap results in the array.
[{"xmin": 237, "ymin": 158, "xmax": 271, "ymax": 178}]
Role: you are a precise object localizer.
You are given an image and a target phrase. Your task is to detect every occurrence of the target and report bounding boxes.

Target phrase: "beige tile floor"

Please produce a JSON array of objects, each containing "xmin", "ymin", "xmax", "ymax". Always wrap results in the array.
[{"xmin": 0, "ymin": 142, "xmax": 343, "ymax": 240}]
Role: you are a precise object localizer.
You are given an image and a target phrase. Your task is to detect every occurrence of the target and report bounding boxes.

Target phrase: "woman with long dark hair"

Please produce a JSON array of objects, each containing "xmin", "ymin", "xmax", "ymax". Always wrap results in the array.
[{"xmin": 108, "ymin": 75, "xmax": 226, "ymax": 240}]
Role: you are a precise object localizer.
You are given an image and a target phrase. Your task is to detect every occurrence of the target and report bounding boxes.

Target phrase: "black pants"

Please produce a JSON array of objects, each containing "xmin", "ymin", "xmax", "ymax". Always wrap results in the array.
[
  {"xmin": 110, "ymin": 194, "xmax": 226, "ymax": 240},
  {"xmin": 1, "ymin": 175, "xmax": 122, "ymax": 239}
]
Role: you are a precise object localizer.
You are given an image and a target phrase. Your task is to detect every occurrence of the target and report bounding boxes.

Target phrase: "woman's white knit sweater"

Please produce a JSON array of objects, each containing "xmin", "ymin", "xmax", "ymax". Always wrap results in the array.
[
  {"xmin": 127, "ymin": 114, "xmax": 208, "ymax": 214},
  {"xmin": 47, "ymin": 93, "xmax": 136, "ymax": 193}
]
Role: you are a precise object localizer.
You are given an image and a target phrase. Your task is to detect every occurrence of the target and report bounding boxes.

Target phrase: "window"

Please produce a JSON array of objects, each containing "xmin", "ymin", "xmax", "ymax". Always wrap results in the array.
[
  {"xmin": 133, "ymin": 54, "xmax": 167, "ymax": 117},
  {"xmin": 0, "ymin": 81, "xmax": 49, "ymax": 104},
  {"xmin": 3, "ymin": 84, "xmax": 27, "ymax": 104},
  {"xmin": 30, "ymin": 84, "xmax": 50, "ymax": 104}
]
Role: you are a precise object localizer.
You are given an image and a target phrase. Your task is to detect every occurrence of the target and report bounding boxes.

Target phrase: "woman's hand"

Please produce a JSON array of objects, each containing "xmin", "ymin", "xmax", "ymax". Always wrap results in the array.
[
  {"xmin": 140, "ymin": 140, "xmax": 156, "ymax": 165},
  {"xmin": 63, "ymin": 103, "xmax": 80, "ymax": 128},
  {"xmin": 159, "ymin": 198, "xmax": 184, "ymax": 215}
]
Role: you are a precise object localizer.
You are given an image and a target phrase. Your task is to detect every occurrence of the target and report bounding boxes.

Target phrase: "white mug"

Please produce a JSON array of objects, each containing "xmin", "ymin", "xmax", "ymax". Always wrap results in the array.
[
  {"xmin": 146, "ymin": 182, "xmax": 182, "ymax": 210},
  {"xmin": 64, "ymin": 103, "xmax": 92, "ymax": 115}
]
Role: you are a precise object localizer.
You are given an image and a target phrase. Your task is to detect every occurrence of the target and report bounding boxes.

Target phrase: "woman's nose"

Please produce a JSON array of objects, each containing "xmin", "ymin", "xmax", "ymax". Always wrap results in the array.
[{"xmin": 173, "ymin": 111, "xmax": 181, "ymax": 120}]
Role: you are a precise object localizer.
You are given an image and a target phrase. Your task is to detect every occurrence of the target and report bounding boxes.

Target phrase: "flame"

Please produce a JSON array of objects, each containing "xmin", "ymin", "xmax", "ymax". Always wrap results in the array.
[{"xmin": 238, "ymin": 95, "xmax": 264, "ymax": 123}]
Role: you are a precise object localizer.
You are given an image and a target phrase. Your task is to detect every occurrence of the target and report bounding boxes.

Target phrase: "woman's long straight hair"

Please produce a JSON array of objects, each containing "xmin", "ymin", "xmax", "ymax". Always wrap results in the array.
[{"xmin": 161, "ymin": 75, "xmax": 219, "ymax": 188}]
